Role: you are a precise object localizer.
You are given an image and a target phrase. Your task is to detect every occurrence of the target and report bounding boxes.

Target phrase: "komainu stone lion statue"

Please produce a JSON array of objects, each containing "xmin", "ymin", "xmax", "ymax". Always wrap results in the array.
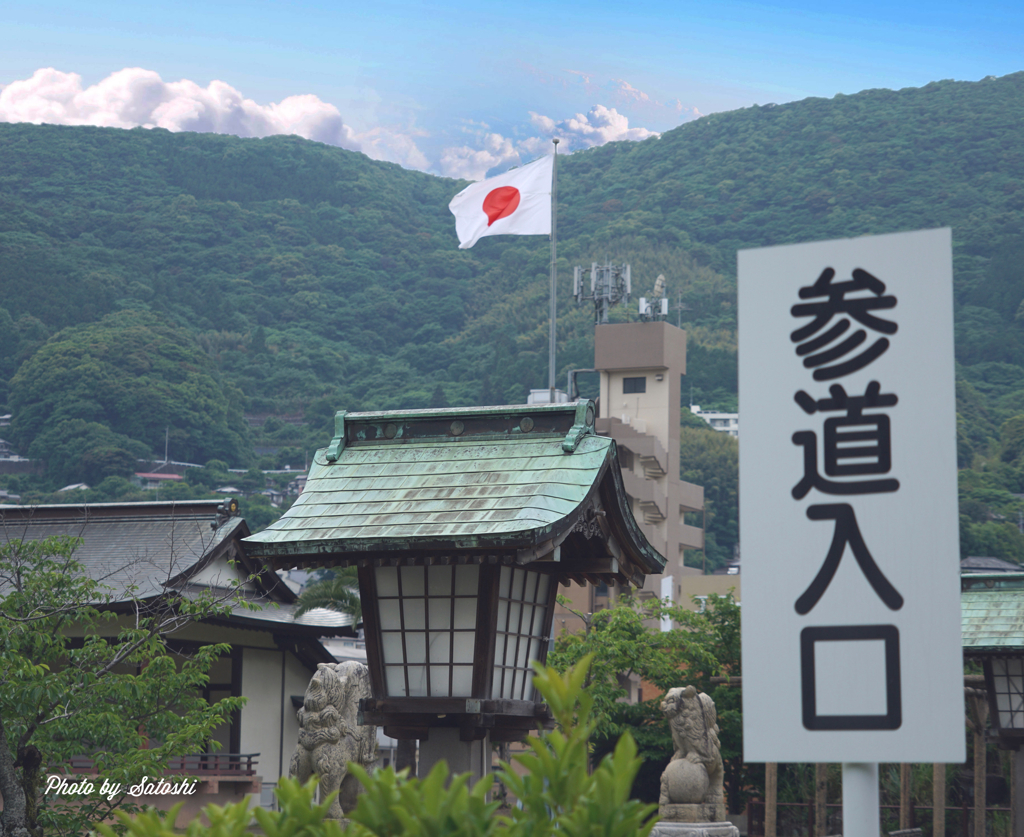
[
  {"xmin": 289, "ymin": 661, "xmax": 377, "ymax": 819},
  {"xmin": 658, "ymin": 685, "xmax": 726, "ymax": 823}
]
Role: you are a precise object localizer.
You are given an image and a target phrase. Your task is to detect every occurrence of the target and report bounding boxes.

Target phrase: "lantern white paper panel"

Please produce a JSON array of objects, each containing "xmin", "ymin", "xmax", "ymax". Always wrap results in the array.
[
  {"xmin": 493, "ymin": 567, "xmax": 551, "ymax": 700},
  {"xmin": 377, "ymin": 564, "xmax": 479, "ymax": 698}
]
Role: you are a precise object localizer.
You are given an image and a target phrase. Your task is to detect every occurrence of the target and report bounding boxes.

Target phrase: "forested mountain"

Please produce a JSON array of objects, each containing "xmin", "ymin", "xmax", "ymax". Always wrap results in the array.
[{"xmin": 2, "ymin": 71, "xmax": 1024, "ymax": 567}]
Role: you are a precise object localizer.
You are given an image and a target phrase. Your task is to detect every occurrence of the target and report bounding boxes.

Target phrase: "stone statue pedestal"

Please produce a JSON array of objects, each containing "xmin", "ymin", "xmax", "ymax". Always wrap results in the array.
[
  {"xmin": 649, "ymin": 821, "xmax": 739, "ymax": 837},
  {"xmin": 659, "ymin": 802, "xmax": 727, "ymax": 822}
]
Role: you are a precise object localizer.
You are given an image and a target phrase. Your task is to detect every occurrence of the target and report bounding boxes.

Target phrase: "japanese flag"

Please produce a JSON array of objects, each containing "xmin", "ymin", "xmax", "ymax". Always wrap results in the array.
[{"xmin": 448, "ymin": 154, "xmax": 553, "ymax": 249}]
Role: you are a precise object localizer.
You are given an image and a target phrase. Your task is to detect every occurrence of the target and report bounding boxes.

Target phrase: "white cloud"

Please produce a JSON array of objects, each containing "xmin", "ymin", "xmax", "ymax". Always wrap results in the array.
[
  {"xmin": 529, "ymin": 104, "xmax": 659, "ymax": 149},
  {"xmin": 564, "ymin": 69, "xmax": 593, "ymax": 86},
  {"xmin": 673, "ymin": 99, "xmax": 704, "ymax": 120},
  {"xmin": 440, "ymin": 105, "xmax": 658, "ymax": 181},
  {"xmin": 610, "ymin": 79, "xmax": 651, "ymax": 104},
  {"xmin": 357, "ymin": 125, "xmax": 430, "ymax": 170},
  {"xmin": 440, "ymin": 132, "xmax": 520, "ymax": 180},
  {"xmin": 0, "ymin": 67, "xmax": 429, "ymax": 169}
]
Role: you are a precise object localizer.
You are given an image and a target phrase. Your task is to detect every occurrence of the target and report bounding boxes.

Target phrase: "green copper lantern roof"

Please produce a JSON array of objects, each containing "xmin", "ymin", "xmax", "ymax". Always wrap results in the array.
[
  {"xmin": 243, "ymin": 401, "xmax": 665, "ymax": 586},
  {"xmin": 962, "ymin": 573, "xmax": 1024, "ymax": 655}
]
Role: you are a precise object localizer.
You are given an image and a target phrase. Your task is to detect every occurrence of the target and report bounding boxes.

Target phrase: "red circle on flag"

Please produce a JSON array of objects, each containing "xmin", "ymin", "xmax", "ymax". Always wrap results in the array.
[{"xmin": 482, "ymin": 186, "xmax": 521, "ymax": 227}]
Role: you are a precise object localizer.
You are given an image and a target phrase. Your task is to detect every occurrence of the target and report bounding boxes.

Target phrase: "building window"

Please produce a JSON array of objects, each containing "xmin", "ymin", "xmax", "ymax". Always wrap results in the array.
[{"xmin": 623, "ymin": 377, "xmax": 646, "ymax": 394}]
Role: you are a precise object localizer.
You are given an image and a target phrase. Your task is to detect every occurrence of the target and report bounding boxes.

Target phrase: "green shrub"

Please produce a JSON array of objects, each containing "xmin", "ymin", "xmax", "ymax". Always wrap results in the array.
[{"xmin": 95, "ymin": 657, "xmax": 657, "ymax": 837}]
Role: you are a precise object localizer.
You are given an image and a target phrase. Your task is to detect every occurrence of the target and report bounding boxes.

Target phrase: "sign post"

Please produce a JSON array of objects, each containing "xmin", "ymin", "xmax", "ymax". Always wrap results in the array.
[{"xmin": 738, "ymin": 229, "xmax": 965, "ymax": 833}]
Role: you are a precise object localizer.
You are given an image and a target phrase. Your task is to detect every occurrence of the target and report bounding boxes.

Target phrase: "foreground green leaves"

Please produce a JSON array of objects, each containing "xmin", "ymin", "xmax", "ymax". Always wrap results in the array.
[{"xmin": 98, "ymin": 657, "xmax": 658, "ymax": 837}]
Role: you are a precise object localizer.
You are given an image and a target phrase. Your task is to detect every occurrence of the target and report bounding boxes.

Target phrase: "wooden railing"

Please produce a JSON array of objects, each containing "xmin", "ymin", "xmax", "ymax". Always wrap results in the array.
[
  {"xmin": 66, "ymin": 753, "xmax": 259, "ymax": 777},
  {"xmin": 745, "ymin": 799, "xmax": 1011, "ymax": 837}
]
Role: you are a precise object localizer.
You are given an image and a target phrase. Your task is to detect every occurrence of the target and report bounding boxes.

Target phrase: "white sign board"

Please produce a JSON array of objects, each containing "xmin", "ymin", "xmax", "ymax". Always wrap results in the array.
[{"xmin": 739, "ymin": 228, "xmax": 965, "ymax": 763}]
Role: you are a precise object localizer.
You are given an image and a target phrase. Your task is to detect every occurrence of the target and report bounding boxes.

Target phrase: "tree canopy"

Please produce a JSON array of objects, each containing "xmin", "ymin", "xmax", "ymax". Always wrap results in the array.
[
  {"xmin": 547, "ymin": 593, "xmax": 748, "ymax": 810},
  {"xmin": 8, "ymin": 310, "xmax": 249, "ymax": 477},
  {"xmin": 0, "ymin": 535, "xmax": 245, "ymax": 837}
]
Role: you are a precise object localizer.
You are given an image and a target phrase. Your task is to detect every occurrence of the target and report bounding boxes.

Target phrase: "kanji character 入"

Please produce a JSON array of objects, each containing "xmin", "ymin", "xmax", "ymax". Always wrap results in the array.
[{"xmin": 794, "ymin": 503, "xmax": 904, "ymax": 615}]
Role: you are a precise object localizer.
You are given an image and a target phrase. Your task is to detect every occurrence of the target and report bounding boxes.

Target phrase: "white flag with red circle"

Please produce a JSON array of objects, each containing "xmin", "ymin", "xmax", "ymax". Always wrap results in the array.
[{"xmin": 448, "ymin": 154, "xmax": 553, "ymax": 249}]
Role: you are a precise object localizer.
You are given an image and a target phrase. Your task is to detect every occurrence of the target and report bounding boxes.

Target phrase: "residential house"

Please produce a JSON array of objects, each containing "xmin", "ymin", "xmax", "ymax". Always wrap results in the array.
[{"xmin": 132, "ymin": 472, "xmax": 185, "ymax": 491}]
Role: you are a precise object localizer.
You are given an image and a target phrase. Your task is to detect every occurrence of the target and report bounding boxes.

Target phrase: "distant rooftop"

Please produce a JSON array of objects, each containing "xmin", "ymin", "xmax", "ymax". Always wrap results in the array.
[
  {"xmin": 962, "ymin": 556, "xmax": 1020, "ymax": 573},
  {"xmin": 0, "ymin": 499, "xmax": 354, "ymax": 636}
]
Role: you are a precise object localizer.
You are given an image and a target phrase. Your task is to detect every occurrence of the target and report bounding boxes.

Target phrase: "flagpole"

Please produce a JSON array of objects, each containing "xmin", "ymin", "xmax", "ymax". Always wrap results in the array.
[{"xmin": 548, "ymin": 138, "xmax": 559, "ymax": 403}]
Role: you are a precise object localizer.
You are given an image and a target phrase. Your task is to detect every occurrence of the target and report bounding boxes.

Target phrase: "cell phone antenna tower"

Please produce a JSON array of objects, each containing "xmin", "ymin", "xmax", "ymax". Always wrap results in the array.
[{"xmin": 573, "ymin": 261, "xmax": 631, "ymax": 323}]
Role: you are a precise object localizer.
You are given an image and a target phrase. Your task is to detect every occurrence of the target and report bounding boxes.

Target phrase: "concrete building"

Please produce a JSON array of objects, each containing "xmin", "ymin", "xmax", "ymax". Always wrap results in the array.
[
  {"xmin": 554, "ymin": 321, "xmax": 707, "ymax": 633},
  {"xmin": 689, "ymin": 406, "xmax": 739, "ymax": 438}
]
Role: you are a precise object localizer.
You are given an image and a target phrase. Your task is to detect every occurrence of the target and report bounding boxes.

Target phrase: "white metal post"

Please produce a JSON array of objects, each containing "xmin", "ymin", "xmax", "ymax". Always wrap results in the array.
[{"xmin": 842, "ymin": 763, "xmax": 879, "ymax": 837}]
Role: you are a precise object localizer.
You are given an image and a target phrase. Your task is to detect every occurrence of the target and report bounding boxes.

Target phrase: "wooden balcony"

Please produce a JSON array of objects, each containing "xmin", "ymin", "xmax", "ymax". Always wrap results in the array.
[
  {"xmin": 65, "ymin": 753, "xmax": 261, "ymax": 794},
  {"xmin": 67, "ymin": 752, "xmax": 259, "ymax": 777}
]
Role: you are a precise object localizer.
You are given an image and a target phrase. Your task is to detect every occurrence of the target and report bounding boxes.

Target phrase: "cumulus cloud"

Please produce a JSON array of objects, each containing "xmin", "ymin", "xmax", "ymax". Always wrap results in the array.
[
  {"xmin": 440, "ymin": 105, "xmax": 658, "ymax": 181},
  {"xmin": 0, "ymin": 67, "xmax": 428, "ymax": 169},
  {"xmin": 530, "ymin": 105, "xmax": 659, "ymax": 149},
  {"xmin": 439, "ymin": 132, "xmax": 521, "ymax": 181},
  {"xmin": 357, "ymin": 125, "xmax": 430, "ymax": 170}
]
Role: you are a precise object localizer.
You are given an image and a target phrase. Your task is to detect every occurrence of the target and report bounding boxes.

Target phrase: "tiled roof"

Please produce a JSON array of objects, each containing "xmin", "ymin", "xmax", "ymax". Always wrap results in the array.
[
  {"xmin": 0, "ymin": 500, "xmax": 354, "ymax": 635},
  {"xmin": 250, "ymin": 435, "xmax": 610, "ymax": 548},
  {"xmin": 0, "ymin": 501, "xmax": 240, "ymax": 602}
]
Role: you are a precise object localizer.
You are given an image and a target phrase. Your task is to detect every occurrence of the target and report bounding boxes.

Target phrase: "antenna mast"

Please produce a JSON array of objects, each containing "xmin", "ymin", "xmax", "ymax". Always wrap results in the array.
[
  {"xmin": 638, "ymin": 274, "xmax": 670, "ymax": 322},
  {"xmin": 573, "ymin": 261, "xmax": 631, "ymax": 323}
]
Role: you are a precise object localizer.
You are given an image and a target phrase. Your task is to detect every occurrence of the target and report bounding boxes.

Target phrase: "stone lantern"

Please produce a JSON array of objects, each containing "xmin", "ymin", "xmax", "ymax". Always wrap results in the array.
[{"xmin": 243, "ymin": 401, "xmax": 665, "ymax": 776}]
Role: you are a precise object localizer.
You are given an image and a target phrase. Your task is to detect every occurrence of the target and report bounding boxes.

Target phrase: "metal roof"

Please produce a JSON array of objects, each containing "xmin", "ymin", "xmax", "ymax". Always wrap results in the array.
[
  {"xmin": 962, "ymin": 573, "xmax": 1024, "ymax": 654},
  {"xmin": 244, "ymin": 402, "xmax": 666, "ymax": 585}
]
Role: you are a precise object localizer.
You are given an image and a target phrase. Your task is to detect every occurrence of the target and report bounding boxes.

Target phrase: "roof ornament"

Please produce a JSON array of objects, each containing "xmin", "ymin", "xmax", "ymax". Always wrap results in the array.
[
  {"xmin": 562, "ymin": 400, "xmax": 597, "ymax": 453},
  {"xmin": 325, "ymin": 411, "xmax": 348, "ymax": 462}
]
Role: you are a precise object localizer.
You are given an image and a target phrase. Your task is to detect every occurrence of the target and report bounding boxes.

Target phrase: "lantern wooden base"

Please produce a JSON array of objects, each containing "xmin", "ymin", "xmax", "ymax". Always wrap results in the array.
[{"xmin": 359, "ymin": 697, "xmax": 553, "ymax": 741}]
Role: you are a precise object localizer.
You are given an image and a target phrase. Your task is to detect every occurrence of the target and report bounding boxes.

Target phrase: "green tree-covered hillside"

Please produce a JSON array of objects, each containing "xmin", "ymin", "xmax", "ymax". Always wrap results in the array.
[{"xmin": 2, "ymin": 71, "xmax": 1024, "ymax": 565}]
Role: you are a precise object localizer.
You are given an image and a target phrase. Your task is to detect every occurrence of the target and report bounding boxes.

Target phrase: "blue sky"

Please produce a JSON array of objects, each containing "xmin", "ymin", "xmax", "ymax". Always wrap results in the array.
[{"xmin": 2, "ymin": 0, "xmax": 1021, "ymax": 178}]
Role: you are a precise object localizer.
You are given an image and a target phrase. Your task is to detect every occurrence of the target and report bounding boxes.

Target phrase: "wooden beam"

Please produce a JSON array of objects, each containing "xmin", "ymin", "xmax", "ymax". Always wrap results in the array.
[
  {"xmin": 814, "ymin": 763, "xmax": 827, "ymax": 837},
  {"xmin": 966, "ymin": 688, "xmax": 988, "ymax": 837},
  {"xmin": 900, "ymin": 763, "xmax": 912, "ymax": 830},
  {"xmin": 933, "ymin": 762, "xmax": 946, "ymax": 837}
]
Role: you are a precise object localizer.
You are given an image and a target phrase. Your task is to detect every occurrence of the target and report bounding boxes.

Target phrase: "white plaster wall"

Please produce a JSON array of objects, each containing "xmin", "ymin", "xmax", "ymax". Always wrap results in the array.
[
  {"xmin": 189, "ymin": 554, "xmax": 257, "ymax": 591},
  {"xmin": 241, "ymin": 648, "xmax": 284, "ymax": 785},
  {"xmin": 282, "ymin": 653, "xmax": 315, "ymax": 779}
]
